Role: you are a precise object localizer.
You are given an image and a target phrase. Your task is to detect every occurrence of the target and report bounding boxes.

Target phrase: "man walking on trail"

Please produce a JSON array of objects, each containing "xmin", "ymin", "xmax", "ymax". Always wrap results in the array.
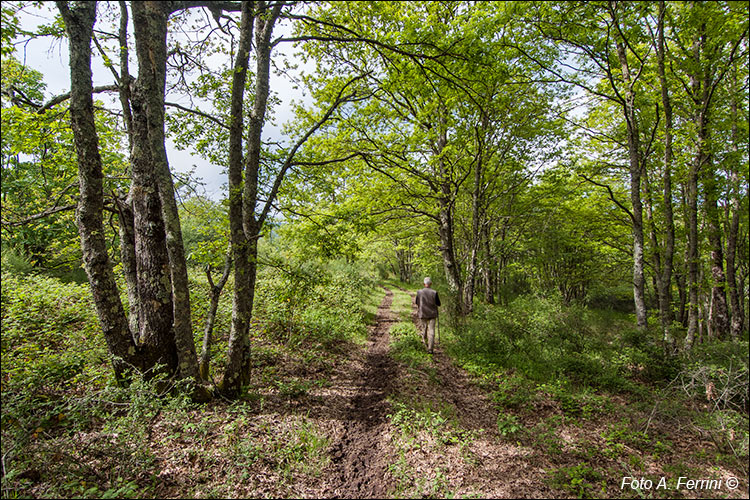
[{"xmin": 416, "ymin": 277, "xmax": 441, "ymax": 354}]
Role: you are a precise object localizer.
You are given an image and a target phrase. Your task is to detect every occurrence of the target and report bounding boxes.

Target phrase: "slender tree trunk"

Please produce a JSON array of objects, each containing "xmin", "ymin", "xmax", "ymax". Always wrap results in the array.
[
  {"xmin": 199, "ymin": 249, "xmax": 232, "ymax": 380},
  {"xmin": 482, "ymin": 224, "xmax": 495, "ymax": 304},
  {"xmin": 110, "ymin": 1, "xmax": 139, "ymax": 340},
  {"xmin": 685, "ymin": 158, "xmax": 700, "ymax": 349},
  {"xmin": 222, "ymin": 0, "xmax": 255, "ymax": 396},
  {"xmin": 463, "ymin": 125, "xmax": 485, "ymax": 314},
  {"xmin": 115, "ymin": 192, "xmax": 139, "ymax": 339},
  {"xmin": 697, "ymin": 291, "xmax": 705, "ymax": 344},
  {"xmin": 725, "ymin": 65, "xmax": 743, "ymax": 340},
  {"xmin": 657, "ymin": 0, "xmax": 676, "ymax": 346},
  {"xmin": 704, "ymin": 163, "xmax": 730, "ymax": 340},
  {"xmin": 676, "ymin": 268, "xmax": 687, "ymax": 326},
  {"xmin": 432, "ymin": 111, "xmax": 464, "ymax": 307},
  {"xmin": 56, "ymin": 0, "xmax": 138, "ymax": 381},
  {"xmin": 684, "ymin": 29, "xmax": 706, "ymax": 350},
  {"xmin": 224, "ymin": 2, "xmax": 282, "ymax": 395},
  {"xmin": 614, "ymin": 33, "xmax": 648, "ymax": 330},
  {"xmin": 643, "ymin": 165, "xmax": 667, "ymax": 329},
  {"xmin": 438, "ymin": 195, "xmax": 462, "ymax": 301}
]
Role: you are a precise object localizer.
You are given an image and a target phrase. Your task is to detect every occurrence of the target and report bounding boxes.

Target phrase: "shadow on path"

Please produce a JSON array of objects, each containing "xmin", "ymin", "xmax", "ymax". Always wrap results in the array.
[{"xmin": 322, "ymin": 287, "xmax": 399, "ymax": 498}]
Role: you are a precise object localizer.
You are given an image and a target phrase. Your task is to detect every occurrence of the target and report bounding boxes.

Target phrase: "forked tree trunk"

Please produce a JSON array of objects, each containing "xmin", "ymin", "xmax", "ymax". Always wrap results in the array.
[
  {"xmin": 223, "ymin": 1, "xmax": 284, "ymax": 396},
  {"xmin": 131, "ymin": 1, "xmax": 202, "ymax": 383}
]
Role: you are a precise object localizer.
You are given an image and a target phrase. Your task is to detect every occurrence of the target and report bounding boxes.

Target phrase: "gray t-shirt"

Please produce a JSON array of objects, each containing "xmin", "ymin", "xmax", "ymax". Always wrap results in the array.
[{"xmin": 416, "ymin": 287, "xmax": 441, "ymax": 319}]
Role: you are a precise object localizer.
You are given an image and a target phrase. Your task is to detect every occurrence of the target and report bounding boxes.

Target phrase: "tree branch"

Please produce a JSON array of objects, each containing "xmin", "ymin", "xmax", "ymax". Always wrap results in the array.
[
  {"xmin": 165, "ymin": 101, "xmax": 228, "ymax": 129},
  {"xmin": 579, "ymin": 173, "xmax": 634, "ymax": 224},
  {"xmin": 257, "ymin": 72, "xmax": 370, "ymax": 227}
]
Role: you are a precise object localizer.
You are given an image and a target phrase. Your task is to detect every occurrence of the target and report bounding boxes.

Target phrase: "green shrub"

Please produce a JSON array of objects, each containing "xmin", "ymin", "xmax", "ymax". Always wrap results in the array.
[
  {"xmin": 1, "ymin": 246, "xmax": 35, "ymax": 275},
  {"xmin": 549, "ymin": 463, "xmax": 605, "ymax": 498},
  {"xmin": 496, "ymin": 413, "xmax": 523, "ymax": 437}
]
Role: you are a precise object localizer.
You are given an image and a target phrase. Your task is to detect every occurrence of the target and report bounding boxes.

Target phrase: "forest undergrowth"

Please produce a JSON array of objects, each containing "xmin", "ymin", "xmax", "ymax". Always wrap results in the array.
[{"xmin": 1, "ymin": 265, "xmax": 748, "ymax": 498}]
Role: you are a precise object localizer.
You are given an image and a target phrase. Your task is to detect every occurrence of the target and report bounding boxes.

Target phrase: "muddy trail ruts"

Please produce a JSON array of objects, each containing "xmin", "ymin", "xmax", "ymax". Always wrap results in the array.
[{"xmin": 322, "ymin": 287, "xmax": 399, "ymax": 498}]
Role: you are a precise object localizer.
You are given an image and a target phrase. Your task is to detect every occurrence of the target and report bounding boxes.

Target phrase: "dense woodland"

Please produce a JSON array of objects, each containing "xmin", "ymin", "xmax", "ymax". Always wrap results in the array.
[{"xmin": 1, "ymin": 1, "xmax": 748, "ymax": 498}]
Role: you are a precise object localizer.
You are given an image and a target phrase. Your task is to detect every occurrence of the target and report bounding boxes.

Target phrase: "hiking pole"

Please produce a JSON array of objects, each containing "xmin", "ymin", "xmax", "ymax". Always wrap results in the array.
[{"xmin": 437, "ymin": 314, "xmax": 440, "ymax": 346}]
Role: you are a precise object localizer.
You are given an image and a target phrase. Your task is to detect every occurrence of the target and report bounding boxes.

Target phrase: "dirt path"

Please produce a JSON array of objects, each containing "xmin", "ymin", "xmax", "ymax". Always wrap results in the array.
[
  {"xmin": 318, "ymin": 287, "xmax": 399, "ymax": 498},
  {"xmin": 310, "ymin": 286, "xmax": 556, "ymax": 498}
]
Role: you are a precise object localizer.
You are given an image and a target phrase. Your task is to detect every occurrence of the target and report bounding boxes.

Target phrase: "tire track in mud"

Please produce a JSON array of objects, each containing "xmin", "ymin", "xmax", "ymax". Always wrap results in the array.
[{"xmin": 324, "ymin": 287, "xmax": 399, "ymax": 498}]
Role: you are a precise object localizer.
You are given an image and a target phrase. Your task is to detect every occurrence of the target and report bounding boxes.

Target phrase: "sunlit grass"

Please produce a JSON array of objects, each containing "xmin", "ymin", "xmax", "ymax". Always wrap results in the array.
[{"xmin": 388, "ymin": 286, "xmax": 415, "ymax": 323}]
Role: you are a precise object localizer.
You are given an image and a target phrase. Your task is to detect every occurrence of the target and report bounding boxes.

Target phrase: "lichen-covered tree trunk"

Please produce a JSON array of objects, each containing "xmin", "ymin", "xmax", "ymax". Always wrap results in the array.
[
  {"xmin": 56, "ymin": 0, "xmax": 138, "ymax": 381},
  {"xmin": 115, "ymin": 192, "xmax": 140, "ymax": 339},
  {"xmin": 114, "ymin": 1, "xmax": 139, "ymax": 339},
  {"xmin": 131, "ymin": 1, "xmax": 202, "ymax": 385},
  {"xmin": 221, "ymin": 0, "xmax": 256, "ymax": 396},
  {"xmin": 130, "ymin": 83, "xmax": 178, "ymax": 376}
]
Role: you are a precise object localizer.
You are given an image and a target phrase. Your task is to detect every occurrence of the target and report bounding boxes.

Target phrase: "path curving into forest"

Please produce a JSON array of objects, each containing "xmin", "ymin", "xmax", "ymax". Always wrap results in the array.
[{"xmin": 321, "ymin": 287, "xmax": 399, "ymax": 498}]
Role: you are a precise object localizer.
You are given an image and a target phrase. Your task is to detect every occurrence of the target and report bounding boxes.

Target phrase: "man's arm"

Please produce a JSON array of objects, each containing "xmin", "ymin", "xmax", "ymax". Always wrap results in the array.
[{"xmin": 435, "ymin": 291, "xmax": 441, "ymax": 307}]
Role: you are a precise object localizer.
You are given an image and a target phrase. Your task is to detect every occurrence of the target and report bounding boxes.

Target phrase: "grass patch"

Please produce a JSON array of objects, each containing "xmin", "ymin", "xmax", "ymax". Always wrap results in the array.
[
  {"xmin": 386, "ymin": 396, "xmax": 479, "ymax": 497},
  {"xmin": 388, "ymin": 286, "xmax": 416, "ymax": 323}
]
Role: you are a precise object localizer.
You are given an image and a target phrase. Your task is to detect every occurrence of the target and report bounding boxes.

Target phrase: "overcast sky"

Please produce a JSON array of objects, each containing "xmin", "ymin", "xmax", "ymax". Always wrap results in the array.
[{"xmin": 13, "ymin": 2, "xmax": 313, "ymax": 201}]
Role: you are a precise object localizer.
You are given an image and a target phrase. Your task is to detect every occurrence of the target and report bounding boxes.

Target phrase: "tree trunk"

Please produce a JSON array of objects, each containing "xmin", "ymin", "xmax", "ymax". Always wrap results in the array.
[
  {"xmin": 656, "ymin": 0, "xmax": 676, "ymax": 346},
  {"xmin": 223, "ymin": 2, "xmax": 284, "ymax": 396},
  {"xmin": 725, "ymin": 65, "xmax": 743, "ymax": 340},
  {"xmin": 115, "ymin": 191, "xmax": 139, "ymax": 339},
  {"xmin": 463, "ymin": 114, "xmax": 491, "ymax": 314},
  {"xmin": 199, "ymin": 249, "xmax": 232, "ymax": 381},
  {"xmin": 614, "ymin": 34, "xmax": 648, "ymax": 330},
  {"xmin": 685, "ymin": 159, "xmax": 700, "ymax": 349},
  {"xmin": 438, "ymin": 196, "xmax": 462, "ymax": 301},
  {"xmin": 704, "ymin": 165, "xmax": 730, "ymax": 340},
  {"xmin": 56, "ymin": 0, "xmax": 138, "ymax": 381},
  {"xmin": 130, "ymin": 81, "xmax": 178, "ymax": 374},
  {"xmin": 433, "ymin": 111, "xmax": 463, "ymax": 308},
  {"xmin": 131, "ymin": 1, "xmax": 202, "ymax": 385},
  {"xmin": 482, "ymin": 224, "xmax": 495, "ymax": 304},
  {"xmin": 221, "ymin": 0, "xmax": 255, "ymax": 397}
]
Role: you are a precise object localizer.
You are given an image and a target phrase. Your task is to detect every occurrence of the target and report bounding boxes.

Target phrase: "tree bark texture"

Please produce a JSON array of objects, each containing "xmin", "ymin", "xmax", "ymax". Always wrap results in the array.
[
  {"xmin": 613, "ymin": 30, "xmax": 648, "ymax": 330},
  {"xmin": 56, "ymin": 0, "xmax": 138, "ymax": 381},
  {"xmin": 115, "ymin": 191, "xmax": 140, "ymax": 339},
  {"xmin": 222, "ymin": 0, "xmax": 256, "ymax": 396},
  {"xmin": 130, "ymin": 82, "xmax": 178, "ymax": 374},
  {"xmin": 131, "ymin": 1, "xmax": 202, "ymax": 382}
]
